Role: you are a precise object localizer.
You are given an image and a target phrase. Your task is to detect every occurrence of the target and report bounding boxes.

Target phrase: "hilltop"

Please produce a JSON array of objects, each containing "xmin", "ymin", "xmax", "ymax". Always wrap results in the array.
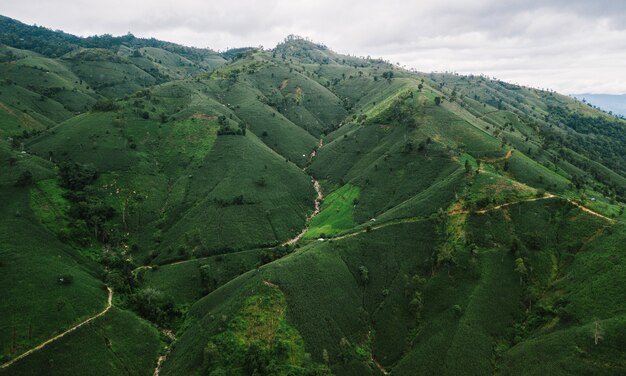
[{"xmin": 0, "ymin": 16, "xmax": 625, "ymax": 376}]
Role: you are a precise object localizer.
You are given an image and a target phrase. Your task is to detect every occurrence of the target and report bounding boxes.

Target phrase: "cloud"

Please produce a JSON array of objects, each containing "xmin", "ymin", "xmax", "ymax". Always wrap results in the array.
[{"xmin": 1, "ymin": 0, "xmax": 625, "ymax": 93}]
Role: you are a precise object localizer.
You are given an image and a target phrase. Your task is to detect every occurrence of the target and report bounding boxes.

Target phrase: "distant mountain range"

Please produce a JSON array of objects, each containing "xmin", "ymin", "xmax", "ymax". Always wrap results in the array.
[
  {"xmin": 1, "ymin": 14, "xmax": 625, "ymax": 376},
  {"xmin": 573, "ymin": 93, "xmax": 626, "ymax": 117}
]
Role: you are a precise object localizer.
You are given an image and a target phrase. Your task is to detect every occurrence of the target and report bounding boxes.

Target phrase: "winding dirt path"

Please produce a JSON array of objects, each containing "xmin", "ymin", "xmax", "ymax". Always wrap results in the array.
[
  {"xmin": 262, "ymin": 280, "xmax": 280, "ymax": 289},
  {"xmin": 331, "ymin": 192, "xmax": 615, "ymax": 242},
  {"xmin": 1, "ymin": 287, "xmax": 113, "ymax": 370},
  {"xmin": 332, "ymin": 194, "xmax": 565, "ymax": 241},
  {"xmin": 472, "ymin": 192, "xmax": 554, "ymax": 214},
  {"xmin": 153, "ymin": 330, "xmax": 176, "ymax": 376},
  {"xmin": 479, "ymin": 148, "xmax": 513, "ymax": 164},
  {"xmin": 283, "ymin": 177, "xmax": 323, "ymax": 245},
  {"xmin": 372, "ymin": 354, "xmax": 389, "ymax": 375},
  {"xmin": 283, "ymin": 139, "xmax": 324, "ymax": 246},
  {"xmin": 566, "ymin": 199, "xmax": 615, "ymax": 222}
]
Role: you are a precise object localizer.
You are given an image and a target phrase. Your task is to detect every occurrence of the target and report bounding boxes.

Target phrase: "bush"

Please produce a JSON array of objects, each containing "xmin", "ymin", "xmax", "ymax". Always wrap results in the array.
[
  {"xmin": 92, "ymin": 100, "xmax": 119, "ymax": 112},
  {"xmin": 15, "ymin": 170, "xmax": 33, "ymax": 187},
  {"xmin": 128, "ymin": 288, "xmax": 179, "ymax": 326}
]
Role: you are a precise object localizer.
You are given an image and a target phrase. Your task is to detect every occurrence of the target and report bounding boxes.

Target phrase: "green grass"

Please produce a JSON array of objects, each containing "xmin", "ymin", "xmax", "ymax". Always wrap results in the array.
[
  {"xmin": 1, "ymin": 308, "xmax": 161, "ymax": 376},
  {"xmin": 28, "ymin": 112, "xmax": 138, "ymax": 171},
  {"xmin": 221, "ymin": 81, "xmax": 319, "ymax": 166},
  {"xmin": 162, "ymin": 117, "xmax": 218, "ymax": 159},
  {"xmin": 305, "ymin": 184, "xmax": 360, "ymax": 238},
  {"xmin": 154, "ymin": 132, "xmax": 315, "ymax": 261},
  {"xmin": 464, "ymin": 171, "xmax": 537, "ymax": 210},
  {"xmin": 507, "ymin": 151, "xmax": 571, "ymax": 192},
  {"xmin": 0, "ymin": 186, "xmax": 105, "ymax": 361},
  {"xmin": 30, "ymin": 178, "xmax": 71, "ymax": 236},
  {"xmin": 199, "ymin": 286, "xmax": 330, "ymax": 375},
  {"xmin": 141, "ymin": 249, "xmax": 263, "ymax": 306},
  {"xmin": 0, "ymin": 33, "xmax": 625, "ymax": 376}
]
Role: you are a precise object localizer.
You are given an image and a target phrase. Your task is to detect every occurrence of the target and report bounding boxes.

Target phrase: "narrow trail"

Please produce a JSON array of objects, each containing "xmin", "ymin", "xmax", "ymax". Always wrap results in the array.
[
  {"xmin": 282, "ymin": 177, "xmax": 323, "ymax": 246},
  {"xmin": 566, "ymin": 199, "xmax": 616, "ymax": 222},
  {"xmin": 134, "ymin": 192, "xmax": 613, "ymax": 275},
  {"xmin": 372, "ymin": 354, "xmax": 389, "ymax": 375},
  {"xmin": 283, "ymin": 138, "xmax": 324, "ymax": 246},
  {"xmin": 331, "ymin": 192, "xmax": 616, "ymax": 242},
  {"xmin": 263, "ymin": 280, "xmax": 280, "ymax": 289},
  {"xmin": 153, "ymin": 330, "xmax": 176, "ymax": 376},
  {"xmin": 332, "ymin": 194, "xmax": 561, "ymax": 241},
  {"xmin": 1, "ymin": 287, "xmax": 113, "ymax": 370},
  {"xmin": 476, "ymin": 109, "xmax": 500, "ymax": 120},
  {"xmin": 479, "ymin": 148, "xmax": 513, "ymax": 164},
  {"xmin": 472, "ymin": 192, "xmax": 554, "ymax": 213}
]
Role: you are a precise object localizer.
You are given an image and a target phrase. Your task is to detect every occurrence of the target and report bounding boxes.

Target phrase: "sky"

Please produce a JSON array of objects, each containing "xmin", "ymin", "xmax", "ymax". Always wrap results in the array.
[{"xmin": 2, "ymin": 0, "xmax": 626, "ymax": 94}]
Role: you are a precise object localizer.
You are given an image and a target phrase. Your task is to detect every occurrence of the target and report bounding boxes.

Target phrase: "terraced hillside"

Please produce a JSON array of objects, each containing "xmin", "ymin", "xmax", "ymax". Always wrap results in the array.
[{"xmin": 1, "ymin": 17, "xmax": 625, "ymax": 376}]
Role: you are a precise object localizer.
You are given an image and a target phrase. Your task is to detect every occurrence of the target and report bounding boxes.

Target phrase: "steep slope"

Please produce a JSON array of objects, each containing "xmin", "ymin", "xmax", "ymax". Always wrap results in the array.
[
  {"xmin": 0, "ymin": 21, "xmax": 625, "ymax": 376},
  {"xmin": 0, "ymin": 141, "xmax": 109, "ymax": 363},
  {"xmin": 26, "ymin": 89, "xmax": 316, "ymax": 262}
]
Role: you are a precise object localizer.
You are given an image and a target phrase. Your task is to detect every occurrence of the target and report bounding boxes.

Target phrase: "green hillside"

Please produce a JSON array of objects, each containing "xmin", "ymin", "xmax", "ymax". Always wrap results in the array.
[{"xmin": 0, "ymin": 17, "xmax": 625, "ymax": 376}]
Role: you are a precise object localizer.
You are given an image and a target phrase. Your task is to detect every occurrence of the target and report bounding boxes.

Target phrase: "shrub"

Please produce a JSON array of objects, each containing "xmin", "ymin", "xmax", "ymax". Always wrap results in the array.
[
  {"xmin": 15, "ymin": 170, "xmax": 33, "ymax": 187},
  {"xmin": 92, "ymin": 100, "xmax": 119, "ymax": 112}
]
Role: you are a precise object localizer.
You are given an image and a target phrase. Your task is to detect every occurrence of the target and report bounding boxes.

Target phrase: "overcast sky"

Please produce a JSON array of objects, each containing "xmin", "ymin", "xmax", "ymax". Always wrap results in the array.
[{"xmin": 2, "ymin": 0, "xmax": 626, "ymax": 94}]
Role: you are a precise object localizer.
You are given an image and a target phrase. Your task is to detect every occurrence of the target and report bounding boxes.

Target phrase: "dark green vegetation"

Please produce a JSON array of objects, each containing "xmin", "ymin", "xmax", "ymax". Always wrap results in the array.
[{"xmin": 1, "ymin": 16, "xmax": 625, "ymax": 376}]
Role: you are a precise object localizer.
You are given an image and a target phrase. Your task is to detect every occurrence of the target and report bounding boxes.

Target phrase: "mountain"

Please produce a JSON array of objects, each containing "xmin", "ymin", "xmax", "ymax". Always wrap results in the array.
[
  {"xmin": 0, "ymin": 15, "xmax": 625, "ymax": 376},
  {"xmin": 572, "ymin": 93, "xmax": 626, "ymax": 117}
]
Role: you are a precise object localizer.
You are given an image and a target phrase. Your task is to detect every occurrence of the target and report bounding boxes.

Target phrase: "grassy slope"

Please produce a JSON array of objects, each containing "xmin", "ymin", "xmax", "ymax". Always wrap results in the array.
[
  {"xmin": 166, "ymin": 198, "xmax": 625, "ymax": 375},
  {"xmin": 0, "ymin": 145, "xmax": 106, "ymax": 361},
  {"xmin": 1, "ymin": 308, "xmax": 161, "ymax": 376},
  {"xmin": 162, "ymin": 64, "xmax": 625, "ymax": 375},
  {"xmin": 157, "ymin": 131, "xmax": 315, "ymax": 261},
  {"xmin": 141, "ymin": 249, "xmax": 263, "ymax": 306},
  {"xmin": 26, "ymin": 96, "xmax": 316, "ymax": 261},
  {"xmin": 305, "ymin": 184, "xmax": 360, "ymax": 239},
  {"xmin": 0, "ymin": 33, "xmax": 624, "ymax": 376}
]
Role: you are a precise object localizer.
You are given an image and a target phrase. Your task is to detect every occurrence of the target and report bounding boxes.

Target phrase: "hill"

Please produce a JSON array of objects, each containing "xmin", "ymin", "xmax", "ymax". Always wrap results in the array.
[
  {"xmin": 0, "ymin": 19, "xmax": 625, "ymax": 376},
  {"xmin": 573, "ymin": 93, "xmax": 626, "ymax": 117}
]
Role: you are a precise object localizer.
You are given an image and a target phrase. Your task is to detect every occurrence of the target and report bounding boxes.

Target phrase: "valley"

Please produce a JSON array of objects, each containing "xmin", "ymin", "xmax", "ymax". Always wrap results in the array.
[{"xmin": 0, "ymin": 16, "xmax": 625, "ymax": 376}]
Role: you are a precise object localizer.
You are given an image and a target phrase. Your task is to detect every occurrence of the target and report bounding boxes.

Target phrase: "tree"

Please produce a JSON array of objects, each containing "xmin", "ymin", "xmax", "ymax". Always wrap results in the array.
[
  {"xmin": 434, "ymin": 96, "xmax": 442, "ymax": 106},
  {"xmin": 358, "ymin": 266, "xmax": 369, "ymax": 285},
  {"xmin": 244, "ymin": 343, "xmax": 269, "ymax": 375},
  {"xmin": 592, "ymin": 319, "xmax": 604, "ymax": 345},
  {"xmin": 382, "ymin": 71, "xmax": 394, "ymax": 81},
  {"xmin": 436, "ymin": 245, "xmax": 455, "ymax": 275},
  {"xmin": 514, "ymin": 258, "xmax": 528, "ymax": 285},
  {"xmin": 129, "ymin": 287, "xmax": 179, "ymax": 326},
  {"xmin": 465, "ymin": 160, "xmax": 472, "ymax": 174},
  {"xmin": 58, "ymin": 162, "xmax": 98, "ymax": 191},
  {"xmin": 15, "ymin": 170, "xmax": 33, "ymax": 187},
  {"xmin": 199, "ymin": 264, "xmax": 216, "ymax": 292},
  {"xmin": 339, "ymin": 337, "xmax": 352, "ymax": 363},
  {"xmin": 409, "ymin": 291, "xmax": 423, "ymax": 315},
  {"xmin": 92, "ymin": 100, "xmax": 119, "ymax": 112}
]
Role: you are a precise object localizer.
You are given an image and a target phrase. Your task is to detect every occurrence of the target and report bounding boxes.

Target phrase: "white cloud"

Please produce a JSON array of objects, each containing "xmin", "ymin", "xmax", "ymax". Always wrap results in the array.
[{"xmin": 1, "ymin": 0, "xmax": 625, "ymax": 93}]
